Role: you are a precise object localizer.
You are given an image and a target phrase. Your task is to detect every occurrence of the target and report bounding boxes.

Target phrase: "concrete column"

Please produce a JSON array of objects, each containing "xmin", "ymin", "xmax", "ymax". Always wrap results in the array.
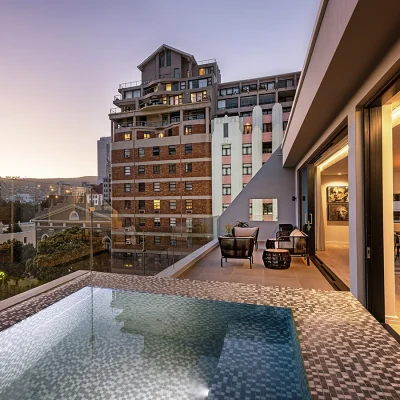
[
  {"xmin": 205, "ymin": 107, "xmax": 210, "ymax": 134},
  {"xmin": 272, "ymin": 103, "xmax": 283, "ymax": 152},
  {"xmin": 348, "ymin": 109, "xmax": 365, "ymax": 304},
  {"xmin": 252, "ymin": 105, "xmax": 263, "ymax": 175},
  {"xmin": 382, "ymin": 104, "xmax": 396, "ymax": 321}
]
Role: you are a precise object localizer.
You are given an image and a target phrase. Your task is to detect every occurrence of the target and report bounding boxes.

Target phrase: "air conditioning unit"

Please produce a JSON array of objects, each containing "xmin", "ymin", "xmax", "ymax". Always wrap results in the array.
[
  {"xmin": 154, "ymin": 209, "xmax": 160, "ymax": 213},
  {"xmin": 186, "ymin": 210, "xmax": 192, "ymax": 214},
  {"xmin": 139, "ymin": 209, "xmax": 145, "ymax": 213}
]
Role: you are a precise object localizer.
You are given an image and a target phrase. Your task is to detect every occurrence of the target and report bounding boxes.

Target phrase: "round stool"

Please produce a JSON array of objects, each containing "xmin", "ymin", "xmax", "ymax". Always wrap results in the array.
[{"xmin": 262, "ymin": 249, "xmax": 291, "ymax": 269}]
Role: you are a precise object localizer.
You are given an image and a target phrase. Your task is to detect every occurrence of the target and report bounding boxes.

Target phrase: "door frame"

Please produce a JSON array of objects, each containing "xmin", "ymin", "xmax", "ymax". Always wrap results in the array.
[{"xmin": 363, "ymin": 72, "xmax": 400, "ymax": 322}]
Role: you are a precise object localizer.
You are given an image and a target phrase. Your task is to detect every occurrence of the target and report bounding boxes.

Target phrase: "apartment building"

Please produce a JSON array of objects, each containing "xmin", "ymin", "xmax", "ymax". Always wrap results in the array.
[
  {"xmin": 109, "ymin": 45, "xmax": 218, "ymax": 259},
  {"xmin": 97, "ymin": 137, "xmax": 111, "ymax": 202},
  {"xmin": 212, "ymin": 73, "xmax": 299, "ymax": 218}
]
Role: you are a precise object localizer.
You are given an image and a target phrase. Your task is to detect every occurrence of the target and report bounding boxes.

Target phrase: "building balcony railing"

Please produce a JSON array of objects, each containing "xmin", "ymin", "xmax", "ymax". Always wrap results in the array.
[{"xmin": 197, "ymin": 58, "xmax": 216, "ymax": 65}]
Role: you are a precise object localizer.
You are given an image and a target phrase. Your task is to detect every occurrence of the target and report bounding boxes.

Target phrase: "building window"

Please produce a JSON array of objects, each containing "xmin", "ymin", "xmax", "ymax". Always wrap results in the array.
[
  {"xmin": 263, "ymin": 142, "xmax": 273, "ymax": 154},
  {"xmin": 218, "ymin": 98, "xmax": 238, "ymax": 110},
  {"xmin": 278, "ymin": 79, "xmax": 294, "ymax": 89},
  {"xmin": 139, "ymin": 218, "xmax": 146, "ymax": 227},
  {"xmin": 139, "ymin": 182, "xmax": 145, "ymax": 192},
  {"xmin": 190, "ymin": 91, "xmax": 207, "ymax": 103},
  {"xmin": 124, "ymin": 149, "xmax": 131, "ymax": 158},
  {"xmin": 153, "ymin": 199, "xmax": 160, "ymax": 210},
  {"xmin": 185, "ymin": 199, "xmax": 193, "ymax": 211},
  {"xmin": 170, "ymin": 218, "xmax": 176, "ymax": 227},
  {"xmin": 166, "ymin": 49, "xmax": 171, "ymax": 66},
  {"xmin": 153, "ymin": 182, "xmax": 160, "ymax": 192},
  {"xmin": 123, "ymin": 166, "xmax": 131, "ymax": 176},
  {"xmin": 169, "ymin": 182, "xmax": 176, "ymax": 191},
  {"xmin": 187, "ymin": 238, "xmax": 193, "ymax": 248},
  {"xmin": 259, "ymin": 81, "xmax": 275, "ymax": 90},
  {"xmin": 184, "ymin": 125, "xmax": 192, "ymax": 135},
  {"xmin": 169, "ymin": 94, "xmax": 182, "ymax": 105},
  {"xmin": 153, "ymin": 165, "xmax": 160, "ymax": 174},
  {"xmin": 262, "ymin": 109, "xmax": 272, "ymax": 115},
  {"xmin": 170, "ymin": 200, "xmax": 176, "ymax": 210},
  {"xmin": 283, "ymin": 106, "xmax": 292, "ymax": 113},
  {"xmin": 157, "ymin": 132, "xmax": 164, "ymax": 138},
  {"xmin": 124, "ymin": 133, "xmax": 131, "ymax": 141},
  {"xmin": 180, "ymin": 81, "xmax": 186, "ymax": 90},
  {"xmin": 138, "ymin": 165, "xmax": 145, "ymax": 174},
  {"xmin": 153, "ymin": 146, "xmax": 160, "ymax": 156},
  {"xmin": 242, "ymin": 84, "xmax": 257, "ymax": 92},
  {"xmin": 124, "ymin": 217, "xmax": 131, "ymax": 227},
  {"xmin": 222, "ymin": 164, "xmax": 231, "ymax": 176},
  {"xmin": 243, "ymin": 124, "xmax": 252, "ymax": 134},
  {"xmin": 219, "ymin": 87, "xmax": 240, "ymax": 96},
  {"xmin": 124, "ymin": 183, "xmax": 131, "ymax": 192},
  {"xmin": 154, "ymin": 236, "xmax": 161, "ymax": 245},
  {"xmin": 222, "ymin": 144, "xmax": 231, "ymax": 156},
  {"xmin": 283, "ymin": 121, "xmax": 288, "ymax": 130},
  {"xmin": 170, "ymin": 111, "xmax": 180, "ymax": 122},
  {"xmin": 170, "ymin": 238, "xmax": 177, "ymax": 247},
  {"xmin": 185, "ymin": 144, "xmax": 192, "ymax": 154},
  {"xmin": 185, "ymin": 163, "xmax": 192, "ymax": 172},
  {"xmin": 263, "ymin": 123, "xmax": 272, "ymax": 132},
  {"xmin": 143, "ymin": 133, "xmax": 150, "ymax": 139},
  {"xmin": 125, "ymin": 236, "xmax": 131, "ymax": 245},
  {"xmin": 174, "ymin": 68, "xmax": 180, "ymax": 78},
  {"xmin": 169, "ymin": 146, "xmax": 176, "ymax": 155},
  {"xmin": 138, "ymin": 148, "xmax": 144, "ymax": 157},
  {"xmin": 185, "ymin": 181, "xmax": 193, "ymax": 191},
  {"xmin": 165, "ymin": 83, "xmax": 172, "ymax": 91},
  {"xmin": 223, "ymin": 123, "xmax": 229, "ymax": 137},
  {"xmin": 222, "ymin": 204, "xmax": 229, "ymax": 211},
  {"xmin": 222, "ymin": 184, "xmax": 231, "ymax": 195},
  {"xmin": 154, "ymin": 217, "xmax": 160, "ymax": 227},
  {"xmin": 259, "ymin": 94, "xmax": 275, "ymax": 105},
  {"xmin": 139, "ymin": 200, "xmax": 145, "ymax": 210},
  {"xmin": 243, "ymin": 164, "xmax": 252, "ymax": 175},
  {"xmin": 242, "ymin": 144, "xmax": 252, "ymax": 155},
  {"xmin": 159, "ymin": 51, "xmax": 165, "ymax": 68},
  {"xmin": 241, "ymin": 96, "xmax": 257, "ymax": 107},
  {"xmin": 124, "ymin": 200, "xmax": 131, "ymax": 209},
  {"xmin": 241, "ymin": 111, "xmax": 252, "ymax": 117},
  {"xmin": 188, "ymin": 110, "xmax": 205, "ymax": 120},
  {"xmin": 169, "ymin": 164, "xmax": 176, "ymax": 173}
]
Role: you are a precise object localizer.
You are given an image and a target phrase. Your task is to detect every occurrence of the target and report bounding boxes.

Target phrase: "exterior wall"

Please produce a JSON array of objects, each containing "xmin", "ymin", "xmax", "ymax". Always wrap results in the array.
[
  {"xmin": 218, "ymin": 150, "xmax": 296, "ymax": 241},
  {"xmin": 291, "ymin": 37, "xmax": 400, "ymax": 312},
  {"xmin": 0, "ymin": 222, "xmax": 36, "ymax": 246}
]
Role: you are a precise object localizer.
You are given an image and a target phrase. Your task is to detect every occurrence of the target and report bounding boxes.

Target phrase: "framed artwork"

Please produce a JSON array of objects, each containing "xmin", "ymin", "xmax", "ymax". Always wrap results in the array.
[
  {"xmin": 327, "ymin": 186, "xmax": 349, "ymax": 203},
  {"xmin": 328, "ymin": 203, "xmax": 349, "ymax": 221}
]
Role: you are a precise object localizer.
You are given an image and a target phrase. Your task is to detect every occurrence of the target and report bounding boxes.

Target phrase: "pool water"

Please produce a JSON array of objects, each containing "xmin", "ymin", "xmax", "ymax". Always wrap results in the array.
[{"xmin": 0, "ymin": 287, "xmax": 310, "ymax": 399}]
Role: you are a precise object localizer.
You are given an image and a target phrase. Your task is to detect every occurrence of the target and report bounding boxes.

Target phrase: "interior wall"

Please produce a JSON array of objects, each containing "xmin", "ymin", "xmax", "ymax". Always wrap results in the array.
[{"xmin": 321, "ymin": 175, "xmax": 349, "ymax": 244}]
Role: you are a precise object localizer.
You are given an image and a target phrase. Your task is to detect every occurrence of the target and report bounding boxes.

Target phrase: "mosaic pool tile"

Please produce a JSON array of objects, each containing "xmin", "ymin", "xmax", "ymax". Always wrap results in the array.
[{"xmin": 0, "ymin": 271, "xmax": 400, "ymax": 399}]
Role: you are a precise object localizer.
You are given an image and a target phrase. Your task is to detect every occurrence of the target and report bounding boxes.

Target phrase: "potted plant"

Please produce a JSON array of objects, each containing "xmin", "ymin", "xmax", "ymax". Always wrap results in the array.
[{"xmin": 224, "ymin": 223, "xmax": 233, "ymax": 237}]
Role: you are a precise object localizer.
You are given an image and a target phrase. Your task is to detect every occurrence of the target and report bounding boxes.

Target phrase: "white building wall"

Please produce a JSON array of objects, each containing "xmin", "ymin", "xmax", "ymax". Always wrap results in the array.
[
  {"xmin": 212, "ymin": 115, "xmax": 243, "ymax": 218},
  {"xmin": 0, "ymin": 222, "xmax": 36, "ymax": 247}
]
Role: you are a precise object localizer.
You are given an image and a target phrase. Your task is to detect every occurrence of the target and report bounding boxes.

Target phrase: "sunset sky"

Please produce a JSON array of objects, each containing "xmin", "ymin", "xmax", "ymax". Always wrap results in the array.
[{"xmin": 0, "ymin": 0, "xmax": 320, "ymax": 178}]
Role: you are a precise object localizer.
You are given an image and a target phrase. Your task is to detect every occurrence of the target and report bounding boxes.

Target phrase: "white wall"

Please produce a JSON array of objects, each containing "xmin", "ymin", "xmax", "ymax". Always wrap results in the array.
[{"xmin": 321, "ymin": 175, "xmax": 349, "ymax": 244}]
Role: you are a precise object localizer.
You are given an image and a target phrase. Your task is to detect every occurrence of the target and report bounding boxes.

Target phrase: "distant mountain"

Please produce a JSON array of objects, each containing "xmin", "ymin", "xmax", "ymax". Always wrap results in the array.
[{"xmin": 0, "ymin": 176, "xmax": 98, "ymax": 188}]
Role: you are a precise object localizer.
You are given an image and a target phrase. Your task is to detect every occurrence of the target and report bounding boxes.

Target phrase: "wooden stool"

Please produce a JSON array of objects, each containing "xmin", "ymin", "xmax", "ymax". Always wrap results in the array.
[{"xmin": 263, "ymin": 249, "xmax": 291, "ymax": 269}]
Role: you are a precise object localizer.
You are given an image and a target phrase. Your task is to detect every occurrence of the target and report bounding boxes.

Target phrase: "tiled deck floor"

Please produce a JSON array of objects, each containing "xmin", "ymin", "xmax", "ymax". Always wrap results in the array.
[{"xmin": 180, "ymin": 244, "xmax": 333, "ymax": 291}]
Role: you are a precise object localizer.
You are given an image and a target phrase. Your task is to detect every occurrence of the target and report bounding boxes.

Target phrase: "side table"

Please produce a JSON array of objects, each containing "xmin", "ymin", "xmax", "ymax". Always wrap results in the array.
[{"xmin": 263, "ymin": 249, "xmax": 291, "ymax": 269}]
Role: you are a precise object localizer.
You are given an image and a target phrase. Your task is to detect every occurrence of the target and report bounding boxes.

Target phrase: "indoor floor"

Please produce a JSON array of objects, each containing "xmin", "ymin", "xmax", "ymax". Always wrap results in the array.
[{"xmin": 316, "ymin": 243, "xmax": 350, "ymax": 287}]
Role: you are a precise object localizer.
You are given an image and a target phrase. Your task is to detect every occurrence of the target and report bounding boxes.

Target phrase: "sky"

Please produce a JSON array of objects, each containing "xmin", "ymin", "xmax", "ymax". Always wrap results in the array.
[{"xmin": 0, "ymin": 0, "xmax": 320, "ymax": 179}]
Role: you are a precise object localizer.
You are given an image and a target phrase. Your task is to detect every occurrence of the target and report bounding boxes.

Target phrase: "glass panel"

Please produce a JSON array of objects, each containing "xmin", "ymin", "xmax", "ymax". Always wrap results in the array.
[{"xmin": 249, "ymin": 199, "xmax": 278, "ymax": 221}]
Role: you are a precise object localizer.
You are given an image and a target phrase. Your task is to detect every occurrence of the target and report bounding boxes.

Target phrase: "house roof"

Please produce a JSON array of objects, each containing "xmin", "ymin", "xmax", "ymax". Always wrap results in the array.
[{"xmin": 137, "ymin": 44, "xmax": 196, "ymax": 71}]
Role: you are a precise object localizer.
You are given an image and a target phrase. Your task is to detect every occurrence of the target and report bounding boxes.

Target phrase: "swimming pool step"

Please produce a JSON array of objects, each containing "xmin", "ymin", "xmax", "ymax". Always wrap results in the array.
[{"xmin": 208, "ymin": 321, "xmax": 305, "ymax": 400}]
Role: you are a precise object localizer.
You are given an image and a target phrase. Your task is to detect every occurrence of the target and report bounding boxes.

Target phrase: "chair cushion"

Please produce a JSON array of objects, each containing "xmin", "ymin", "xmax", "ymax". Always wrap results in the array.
[
  {"xmin": 290, "ymin": 229, "xmax": 304, "ymax": 237},
  {"xmin": 234, "ymin": 227, "xmax": 258, "ymax": 237}
]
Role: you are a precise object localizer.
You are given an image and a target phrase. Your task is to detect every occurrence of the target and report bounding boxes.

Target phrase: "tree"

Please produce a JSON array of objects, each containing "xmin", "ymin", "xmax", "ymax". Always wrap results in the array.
[{"xmin": 8, "ymin": 222, "xmax": 22, "ymax": 233}]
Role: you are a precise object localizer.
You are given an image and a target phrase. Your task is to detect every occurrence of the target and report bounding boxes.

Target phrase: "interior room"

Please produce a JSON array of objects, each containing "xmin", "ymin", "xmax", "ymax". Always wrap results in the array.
[{"xmin": 314, "ymin": 145, "xmax": 350, "ymax": 288}]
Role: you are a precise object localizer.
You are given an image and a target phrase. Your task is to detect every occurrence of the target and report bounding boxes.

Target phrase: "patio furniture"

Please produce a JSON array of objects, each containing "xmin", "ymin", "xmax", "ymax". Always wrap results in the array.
[
  {"xmin": 266, "ymin": 238, "xmax": 278, "ymax": 249},
  {"xmin": 276, "ymin": 229, "xmax": 310, "ymax": 265},
  {"xmin": 232, "ymin": 226, "xmax": 259, "ymax": 250},
  {"xmin": 395, "ymin": 234, "xmax": 400, "ymax": 261},
  {"xmin": 218, "ymin": 236, "xmax": 255, "ymax": 268},
  {"xmin": 263, "ymin": 249, "xmax": 291, "ymax": 269}
]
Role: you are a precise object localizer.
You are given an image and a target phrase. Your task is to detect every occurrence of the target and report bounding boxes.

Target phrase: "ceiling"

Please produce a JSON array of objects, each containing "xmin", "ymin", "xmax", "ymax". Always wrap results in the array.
[{"xmin": 321, "ymin": 156, "xmax": 348, "ymax": 175}]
